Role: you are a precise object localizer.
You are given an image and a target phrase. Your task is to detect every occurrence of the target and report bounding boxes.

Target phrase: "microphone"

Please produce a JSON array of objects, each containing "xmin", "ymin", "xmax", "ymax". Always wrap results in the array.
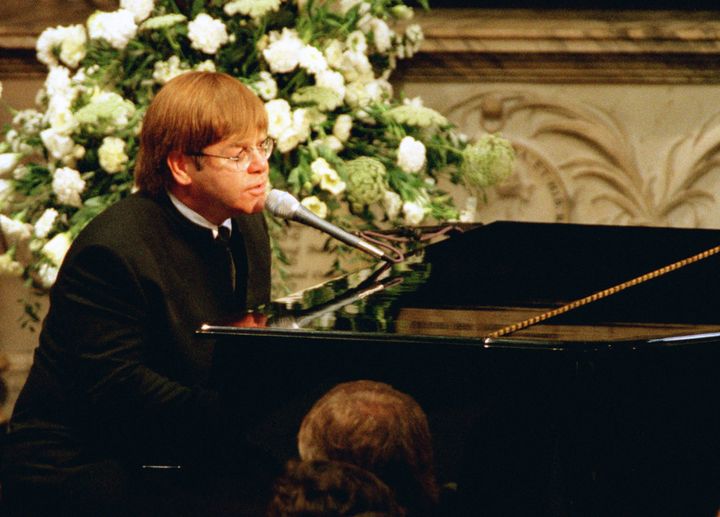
[{"xmin": 265, "ymin": 189, "xmax": 387, "ymax": 261}]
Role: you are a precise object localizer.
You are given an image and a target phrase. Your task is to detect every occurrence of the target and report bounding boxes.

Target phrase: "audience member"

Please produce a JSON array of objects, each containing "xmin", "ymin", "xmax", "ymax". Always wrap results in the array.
[
  {"xmin": 267, "ymin": 458, "xmax": 403, "ymax": 516},
  {"xmin": 298, "ymin": 380, "xmax": 439, "ymax": 516}
]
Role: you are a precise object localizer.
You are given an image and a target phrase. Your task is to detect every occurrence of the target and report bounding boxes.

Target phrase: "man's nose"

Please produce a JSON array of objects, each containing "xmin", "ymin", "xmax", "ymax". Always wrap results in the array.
[{"xmin": 246, "ymin": 148, "xmax": 268, "ymax": 174}]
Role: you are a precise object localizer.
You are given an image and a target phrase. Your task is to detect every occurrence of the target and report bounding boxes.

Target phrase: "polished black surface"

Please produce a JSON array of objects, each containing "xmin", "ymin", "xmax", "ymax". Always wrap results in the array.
[
  {"xmin": 203, "ymin": 221, "xmax": 720, "ymax": 348},
  {"xmin": 201, "ymin": 222, "xmax": 720, "ymax": 516}
]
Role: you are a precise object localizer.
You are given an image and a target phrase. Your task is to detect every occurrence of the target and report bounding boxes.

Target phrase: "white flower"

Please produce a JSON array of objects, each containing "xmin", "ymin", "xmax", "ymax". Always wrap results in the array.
[
  {"xmin": 315, "ymin": 70, "xmax": 345, "ymax": 102},
  {"xmin": 0, "ymin": 179, "xmax": 12, "ymax": 206},
  {"xmin": 382, "ymin": 190, "xmax": 402, "ymax": 219},
  {"xmin": 44, "ymin": 66, "xmax": 74, "ymax": 100},
  {"xmin": 36, "ymin": 25, "xmax": 87, "ymax": 68},
  {"xmin": 224, "ymin": 0, "xmax": 281, "ymax": 20},
  {"xmin": 397, "ymin": 136, "xmax": 426, "ymax": 173},
  {"xmin": 194, "ymin": 60, "xmax": 216, "ymax": 72},
  {"xmin": 324, "ymin": 40, "xmax": 345, "ymax": 70},
  {"xmin": 120, "ymin": 0, "xmax": 154, "ymax": 22},
  {"xmin": 346, "ymin": 31, "xmax": 367, "ymax": 54},
  {"xmin": 38, "ymin": 263, "xmax": 59, "ymax": 289},
  {"xmin": 187, "ymin": 14, "xmax": 229, "ymax": 55},
  {"xmin": 345, "ymin": 80, "xmax": 383, "ymax": 109},
  {"xmin": 0, "ymin": 252, "xmax": 24, "ymax": 278},
  {"xmin": 301, "ymin": 196, "xmax": 328, "ymax": 219},
  {"xmin": 41, "ymin": 128, "xmax": 75, "ymax": 160},
  {"xmin": 52, "ymin": 166, "xmax": 86, "ymax": 207},
  {"xmin": 262, "ymin": 29, "xmax": 303, "ymax": 73},
  {"xmin": 339, "ymin": 50, "xmax": 372, "ymax": 83},
  {"xmin": 371, "ymin": 18, "xmax": 393, "ymax": 53},
  {"xmin": 265, "ymin": 99, "xmax": 293, "ymax": 140},
  {"xmin": 299, "ymin": 45, "xmax": 328, "ymax": 75},
  {"xmin": 98, "ymin": 136, "xmax": 128, "ymax": 174},
  {"xmin": 332, "ymin": 114, "xmax": 353, "ymax": 142},
  {"xmin": 153, "ymin": 56, "xmax": 186, "ymax": 84},
  {"xmin": 403, "ymin": 200, "xmax": 425, "ymax": 225},
  {"xmin": 87, "ymin": 9, "xmax": 138, "ymax": 50},
  {"xmin": 42, "ymin": 231, "xmax": 72, "ymax": 266},
  {"xmin": 0, "ymin": 153, "xmax": 21, "ymax": 178},
  {"xmin": 0, "ymin": 215, "xmax": 32, "ymax": 246},
  {"xmin": 320, "ymin": 172, "xmax": 346, "ymax": 195},
  {"xmin": 252, "ymin": 71, "xmax": 277, "ymax": 101},
  {"xmin": 34, "ymin": 208, "xmax": 59, "ymax": 238},
  {"xmin": 318, "ymin": 135, "xmax": 343, "ymax": 152}
]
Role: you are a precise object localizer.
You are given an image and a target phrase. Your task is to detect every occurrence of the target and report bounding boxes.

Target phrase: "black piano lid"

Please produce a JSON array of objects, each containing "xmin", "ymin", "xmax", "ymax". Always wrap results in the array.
[{"xmin": 199, "ymin": 221, "xmax": 720, "ymax": 350}]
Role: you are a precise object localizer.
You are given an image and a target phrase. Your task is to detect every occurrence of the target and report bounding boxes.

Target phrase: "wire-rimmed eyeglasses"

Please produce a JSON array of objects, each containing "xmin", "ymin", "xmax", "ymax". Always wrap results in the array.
[{"xmin": 188, "ymin": 137, "xmax": 274, "ymax": 172}]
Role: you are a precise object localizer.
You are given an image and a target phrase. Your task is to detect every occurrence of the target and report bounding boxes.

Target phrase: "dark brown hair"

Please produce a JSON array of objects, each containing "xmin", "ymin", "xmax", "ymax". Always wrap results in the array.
[
  {"xmin": 298, "ymin": 381, "xmax": 439, "ymax": 516},
  {"xmin": 267, "ymin": 459, "xmax": 403, "ymax": 517},
  {"xmin": 134, "ymin": 71, "xmax": 267, "ymax": 197}
]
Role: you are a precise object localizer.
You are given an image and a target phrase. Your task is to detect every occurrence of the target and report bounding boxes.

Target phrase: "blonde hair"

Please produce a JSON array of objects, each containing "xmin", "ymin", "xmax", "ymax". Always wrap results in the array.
[{"xmin": 134, "ymin": 71, "xmax": 267, "ymax": 197}]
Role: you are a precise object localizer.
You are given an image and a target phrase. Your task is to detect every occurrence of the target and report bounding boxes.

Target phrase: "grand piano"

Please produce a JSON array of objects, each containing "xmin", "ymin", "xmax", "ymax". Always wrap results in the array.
[{"xmin": 200, "ymin": 221, "xmax": 720, "ymax": 516}]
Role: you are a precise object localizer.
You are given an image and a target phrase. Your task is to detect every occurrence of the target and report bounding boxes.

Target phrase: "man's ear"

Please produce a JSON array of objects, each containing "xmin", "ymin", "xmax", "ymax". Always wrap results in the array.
[{"xmin": 167, "ymin": 150, "xmax": 192, "ymax": 186}]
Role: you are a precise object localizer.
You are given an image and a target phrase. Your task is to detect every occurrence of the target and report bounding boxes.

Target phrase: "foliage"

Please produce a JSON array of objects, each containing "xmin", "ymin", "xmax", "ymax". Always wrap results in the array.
[{"xmin": 0, "ymin": 0, "xmax": 514, "ymax": 298}]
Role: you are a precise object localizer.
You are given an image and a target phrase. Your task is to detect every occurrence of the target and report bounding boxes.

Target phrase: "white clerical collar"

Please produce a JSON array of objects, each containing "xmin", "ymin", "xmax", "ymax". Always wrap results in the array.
[{"xmin": 167, "ymin": 191, "xmax": 232, "ymax": 239}]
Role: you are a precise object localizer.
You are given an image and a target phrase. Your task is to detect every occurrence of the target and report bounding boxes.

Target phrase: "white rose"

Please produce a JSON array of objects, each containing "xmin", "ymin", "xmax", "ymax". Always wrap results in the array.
[
  {"xmin": 320, "ymin": 136, "xmax": 343, "ymax": 152},
  {"xmin": 315, "ymin": 70, "xmax": 345, "ymax": 102},
  {"xmin": 34, "ymin": 208, "xmax": 59, "ymax": 238},
  {"xmin": 299, "ymin": 45, "xmax": 328, "ymax": 75},
  {"xmin": 87, "ymin": 10, "xmax": 138, "ymax": 50},
  {"xmin": 301, "ymin": 196, "xmax": 328, "ymax": 219},
  {"xmin": 276, "ymin": 126, "xmax": 303, "ymax": 154},
  {"xmin": 120, "ymin": 0, "xmax": 155, "ymax": 22},
  {"xmin": 38, "ymin": 263, "xmax": 59, "ymax": 289},
  {"xmin": 403, "ymin": 200, "xmax": 425, "ymax": 226},
  {"xmin": 194, "ymin": 60, "xmax": 216, "ymax": 72},
  {"xmin": 187, "ymin": 13, "xmax": 229, "ymax": 55},
  {"xmin": 397, "ymin": 136, "xmax": 426, "ymax": 173},
  {"xmin": 52, "ymin": 166, "xmax": 86, "ymax": 207},
  {"xmin": 332, "ymin": 114, "xmax": 353, "ymax": 142},
  {"xmin": 383, "ymin": 190, "xmax": 402, "ymax": 219},
  {"xmin": 42, "ymin": 231, "xmax": 72, "ymax": 266},
  {"xmin": 265, "ymin": 99, "xmax": 293, "ymax": 140},
  {"xmin": 0, "ymin": 214, "xmax": 32, "ymax": 246},
  {"xmin": 36, "ymin": 27, "xmax": 62, "ymax": 66},
  {"xmin": 41, "ymin": 128, "xmax": 76, "ymax": 160},
  {"xmin": 44, "ymin": 66, "xmax": 74, "ymax": 99},
  {"xmin": 262, "ymin": 29, "xmax": 303, "ymax": 73},
  {"xmin": 98, "ymin": 136, "xmax": 128, "ymax": 174},
  {"xmin": 0, "ymin": 153, "xmax": 21, "ymax": 178}
]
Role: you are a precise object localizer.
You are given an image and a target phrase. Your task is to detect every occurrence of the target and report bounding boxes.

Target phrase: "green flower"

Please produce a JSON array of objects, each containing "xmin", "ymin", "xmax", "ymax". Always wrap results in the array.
[
  {"xmin": 385, "ymin": 105, "xmax": 447, "ymax": 128},
  {"xmin": 461, "ymin": 134, "xmax": 515, "ymax": 189},
  {"xmin": 345, "ymin": 157, "xmax": 387, "ymax": 212},
  {"xmin": 74, "ymin": 92, "xmax": 135, "ymax": 128},
  {"xmin": 291, "ymin": 86, "xmax": 342, "ymax": 112},
  {"xmin": 139, "ymin": 14, "xmax": 187, "ymax": 31}
]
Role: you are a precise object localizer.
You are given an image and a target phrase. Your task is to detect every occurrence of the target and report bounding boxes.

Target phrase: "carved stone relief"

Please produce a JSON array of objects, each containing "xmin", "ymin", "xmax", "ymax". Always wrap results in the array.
[{"xmin": 402, "ymin": 83, "xmax": 720, "ymax": 229}]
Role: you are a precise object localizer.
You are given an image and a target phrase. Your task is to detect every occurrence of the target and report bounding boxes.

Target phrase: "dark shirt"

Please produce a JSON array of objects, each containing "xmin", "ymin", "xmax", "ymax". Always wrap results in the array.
[{"xmin": 1, "ymin": 191, "xmax": 272, "ymax": 514}]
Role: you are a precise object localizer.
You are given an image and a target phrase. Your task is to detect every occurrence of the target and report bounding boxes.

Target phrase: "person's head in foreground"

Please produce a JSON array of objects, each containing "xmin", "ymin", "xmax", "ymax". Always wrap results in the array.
[
  {"xmin": 298, "ymin": 380, "xmax": 439, "ymax": 516},
  {"xmin": 267, "ymin": 458, "xmax": 403, "ymax": 517}
]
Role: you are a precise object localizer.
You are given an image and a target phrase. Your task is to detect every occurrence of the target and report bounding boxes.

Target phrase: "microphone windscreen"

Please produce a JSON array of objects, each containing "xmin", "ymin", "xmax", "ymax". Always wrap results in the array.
[{"xmin": 265, "ymin": 189, "xmax": 300, "ymax": 219}]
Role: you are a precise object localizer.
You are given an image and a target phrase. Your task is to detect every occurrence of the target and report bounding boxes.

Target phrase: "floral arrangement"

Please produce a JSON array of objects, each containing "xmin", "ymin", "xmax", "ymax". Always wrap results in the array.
[{"xmin": 0, "ymin": 0, "xmax": 514, "ymax": 301}]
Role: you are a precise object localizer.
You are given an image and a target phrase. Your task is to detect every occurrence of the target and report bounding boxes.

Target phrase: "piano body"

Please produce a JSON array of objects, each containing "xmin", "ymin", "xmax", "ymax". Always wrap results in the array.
[{"xmin": 201, "ymin": 221, "xmax": 720, "ymax": 516}]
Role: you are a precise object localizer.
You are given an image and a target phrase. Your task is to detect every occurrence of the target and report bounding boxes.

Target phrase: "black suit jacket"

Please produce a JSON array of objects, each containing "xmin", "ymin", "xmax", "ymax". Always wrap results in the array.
[{"xmin": 2, "ymin": 192, "xmax": 272, "ymax": 493}]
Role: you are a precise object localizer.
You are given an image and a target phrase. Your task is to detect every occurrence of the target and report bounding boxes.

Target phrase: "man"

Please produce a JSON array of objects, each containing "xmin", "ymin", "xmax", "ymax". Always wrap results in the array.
[
  {"xmin": 297, "ymin": 380, "xmax": 440, "ymax": 516},
  {"xmin": 1, "ymin": 72, "xmax": 275, "ymax": 515}
]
